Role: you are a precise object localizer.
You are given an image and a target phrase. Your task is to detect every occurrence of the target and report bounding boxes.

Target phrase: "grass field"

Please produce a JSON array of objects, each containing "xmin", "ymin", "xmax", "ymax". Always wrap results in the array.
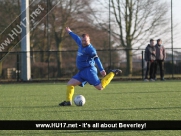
[{"xmin": 0, "ymin": 80, "xmax": 181, "ymax": 135}]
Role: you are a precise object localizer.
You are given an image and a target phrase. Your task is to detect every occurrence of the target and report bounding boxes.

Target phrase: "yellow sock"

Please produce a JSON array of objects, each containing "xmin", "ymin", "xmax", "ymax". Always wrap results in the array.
[
  {"xmin": 66, "ymin": 85, "xmax": 74, "ymax": 102},
  {"xmin": 101, "ymin": 72, "xmax": 115, "ymax": 89}
]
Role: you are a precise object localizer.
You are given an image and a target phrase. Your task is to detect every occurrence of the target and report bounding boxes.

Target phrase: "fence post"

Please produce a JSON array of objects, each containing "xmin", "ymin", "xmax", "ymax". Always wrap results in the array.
[
  {"xmin": 17, "ymin": 52, "xmax": 20, "ymax": 81},
  {"xmin": 142, "ymin": 51, "xmax": 144, "ymax": 80},
  {"xmin": 48, "ymin": 51, "xmax": 50, "ymax": 81}
]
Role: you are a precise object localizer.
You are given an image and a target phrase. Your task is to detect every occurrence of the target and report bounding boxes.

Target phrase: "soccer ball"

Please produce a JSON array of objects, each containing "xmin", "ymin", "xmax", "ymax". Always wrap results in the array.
[{"xmin": 74, "ymin": 95, "xmax": 86, "ymax": 106}]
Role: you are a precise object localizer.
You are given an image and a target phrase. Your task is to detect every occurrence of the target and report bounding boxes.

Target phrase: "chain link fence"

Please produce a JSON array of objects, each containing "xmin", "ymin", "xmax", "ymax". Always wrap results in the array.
[{"xmin": 0, "ymin": 48, "xmax": 181, "ymax": 82}]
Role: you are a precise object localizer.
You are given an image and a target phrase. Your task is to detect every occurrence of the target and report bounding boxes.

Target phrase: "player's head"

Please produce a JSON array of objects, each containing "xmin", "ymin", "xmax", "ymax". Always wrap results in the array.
[
  {"xmin": 81, "ymin": 34, "xmax": 90, "ymax": 46},
  {"xmin": 150, "ymin": 39, "xmax": 155, "ymax": 46},
  {"xmin": 157, "ymin": 39, "xmax": 162, "ymax": 45}
]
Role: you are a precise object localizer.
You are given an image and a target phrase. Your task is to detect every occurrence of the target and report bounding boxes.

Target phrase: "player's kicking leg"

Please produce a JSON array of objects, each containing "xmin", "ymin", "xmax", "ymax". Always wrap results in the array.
[
  {"xmin": 59, "ymin": 78, "xmax": 81, "ymax": 106},
  {"xmin": 95, "ymin": 69, "xmax": 122, "ymax": 90}
]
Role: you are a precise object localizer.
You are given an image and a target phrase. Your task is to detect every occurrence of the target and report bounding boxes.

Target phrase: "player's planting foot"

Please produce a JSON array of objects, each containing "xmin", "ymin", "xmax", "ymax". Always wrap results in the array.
[
  {"xmin": 59, "ymin": 101, "xmax": 72, "ymax": 106},
  {"xmin": 110, "ymin": 69, "xmax": 122, "ymax": 75}
]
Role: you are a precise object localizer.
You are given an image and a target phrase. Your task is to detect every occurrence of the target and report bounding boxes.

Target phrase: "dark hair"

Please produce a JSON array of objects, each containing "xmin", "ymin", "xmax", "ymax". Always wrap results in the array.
[
  {"xmin": 157, "ymin": 39, "xmax": 161, "ymax": 43},
  {"xmin": 150, "ymin": 39, "xmax": 154, "ymax": 42},
  {"xmin": 82, "ymin": 34, "xmax": 89, "ymax": 38}
]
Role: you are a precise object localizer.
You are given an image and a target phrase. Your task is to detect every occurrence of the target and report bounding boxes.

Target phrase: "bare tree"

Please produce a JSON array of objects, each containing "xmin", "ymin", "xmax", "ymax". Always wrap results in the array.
[
  {"xmin": 111, "ymin": 0, "xmax": 170, "ymax": 76},
  {"xmin": 92, "ymin": 0, "xmax": 170, "ymax": 76}
]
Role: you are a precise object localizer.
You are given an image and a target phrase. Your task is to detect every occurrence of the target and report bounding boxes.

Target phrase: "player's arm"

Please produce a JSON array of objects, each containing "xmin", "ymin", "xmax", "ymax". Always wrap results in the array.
[
  {"xmin": 93, "ymin": 55, "xmax": 104, "ymax": 71},
  {"xmin": 65, "ymin": 27, "xmax": 81, "ymax": 46},
  {"xmin": 94, "ymin": 56, "xmax": 106, "ymax": 76},
  {"xmin": 88, "ymin": 47, "xmax": 106, "ymax": 76}
]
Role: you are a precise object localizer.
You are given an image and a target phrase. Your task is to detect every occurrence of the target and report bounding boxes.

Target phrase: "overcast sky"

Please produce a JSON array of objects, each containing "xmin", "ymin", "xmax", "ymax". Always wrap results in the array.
[{"xmin": 92, "ymin": 0, "xmax": 181, "ymax": 49}]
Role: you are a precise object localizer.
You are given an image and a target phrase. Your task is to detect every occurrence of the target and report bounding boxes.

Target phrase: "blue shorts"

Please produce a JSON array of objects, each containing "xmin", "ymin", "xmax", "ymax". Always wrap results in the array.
[{"xmin": 73, "ymin": 67, "xmax": 101, "ymax": 87}]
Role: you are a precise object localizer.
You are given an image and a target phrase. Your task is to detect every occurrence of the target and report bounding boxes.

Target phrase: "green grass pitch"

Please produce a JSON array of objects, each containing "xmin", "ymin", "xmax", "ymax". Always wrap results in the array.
[{"xmin": 0, "ymin": 80, "xmax": 181, "ymax": 135}]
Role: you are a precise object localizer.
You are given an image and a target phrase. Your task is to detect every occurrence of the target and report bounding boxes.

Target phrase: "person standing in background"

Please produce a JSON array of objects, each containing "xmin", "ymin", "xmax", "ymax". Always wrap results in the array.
[
  {"xmin": 154, "ymin": 39, "xmax": 166, "ymax": 81},
  {"xmin": 144, "ymin": 39, "xmax": 156, "ymax": 81}
]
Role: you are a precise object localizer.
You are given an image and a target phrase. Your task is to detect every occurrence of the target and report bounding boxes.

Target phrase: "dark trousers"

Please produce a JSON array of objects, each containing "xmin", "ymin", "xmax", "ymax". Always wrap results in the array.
[
  {"xmin": 154, "ymin": 60, "xmax": 164, "ymax": 79},
  {"xmin": 145, "ymin": 61, "xmax": 155, "ymax": 79}
]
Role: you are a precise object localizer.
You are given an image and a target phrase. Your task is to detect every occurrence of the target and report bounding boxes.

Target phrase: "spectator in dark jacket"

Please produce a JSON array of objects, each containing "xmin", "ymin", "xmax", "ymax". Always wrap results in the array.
[
  {"xmin": 154, "ymin": 39, "xmax": 166, "ymax": 81},
  {"xmin": 144, "ymin": 39, "xmax": 156, "ymax": 81}
]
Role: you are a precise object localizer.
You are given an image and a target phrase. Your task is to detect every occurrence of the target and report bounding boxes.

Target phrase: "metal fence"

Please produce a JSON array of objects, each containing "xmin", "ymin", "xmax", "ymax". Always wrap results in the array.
[{"xmin": 0, "ymin": 48, "xmax": 181, "ymax": 81}]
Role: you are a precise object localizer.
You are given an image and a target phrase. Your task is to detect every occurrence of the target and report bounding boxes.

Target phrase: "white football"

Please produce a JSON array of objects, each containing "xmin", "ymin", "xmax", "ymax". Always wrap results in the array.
[{"xmin": 74, "ymin": 95, "xmax": 86, "ymax": 106}]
